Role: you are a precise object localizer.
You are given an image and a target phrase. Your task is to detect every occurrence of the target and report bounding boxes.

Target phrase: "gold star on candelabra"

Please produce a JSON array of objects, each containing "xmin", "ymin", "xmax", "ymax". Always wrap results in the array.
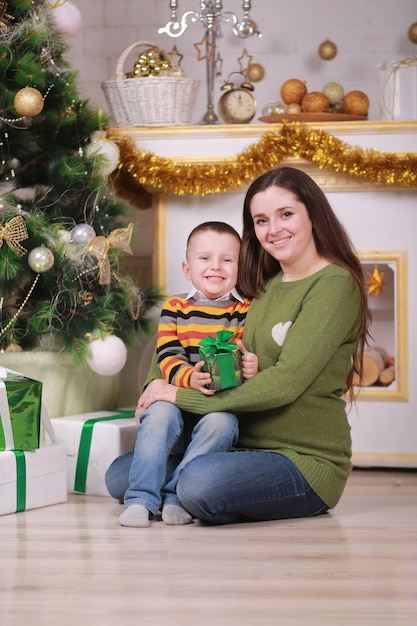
[
  {"xmin": 366, "ymin": 264, "xmax": 388, "ymax": 298},
  {"xmin": 215, "ymin": 52, "xmax": 223, "ymax": 77},
  {"xmin": 237, "ymin": 47, "xmax": 253, "ymax": 73},
  {"xmin": 194, "ymin": 35, "xmax": 216, "ymax": 63},
  {"xmin": 169, "ymin": 45, "xmax": 184, "ymax": 68}
]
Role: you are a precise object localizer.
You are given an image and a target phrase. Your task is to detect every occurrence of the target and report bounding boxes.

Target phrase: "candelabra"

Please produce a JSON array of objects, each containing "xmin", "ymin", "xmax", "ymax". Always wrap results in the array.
[{"xmin": 158, "ymin": 1, "xmax": 261, "ymax": 124}]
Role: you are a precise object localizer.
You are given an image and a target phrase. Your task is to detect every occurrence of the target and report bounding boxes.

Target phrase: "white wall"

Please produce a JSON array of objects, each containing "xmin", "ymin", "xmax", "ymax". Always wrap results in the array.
[
  {"xmin": 64, "ymin": 0, "xmax": 417, "ymax": 259},
  {"xmin": 67, "ymin": 0, "xmax": 416, "ymax": 123}
]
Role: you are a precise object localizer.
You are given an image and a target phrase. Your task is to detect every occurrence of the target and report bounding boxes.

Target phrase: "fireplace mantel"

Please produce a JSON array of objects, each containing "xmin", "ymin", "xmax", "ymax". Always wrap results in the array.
[
  {"xmin": 109, "ymin": 120, "xmax": 417, "ymax": 193},
  {"xmin": 112, "ymin": 121, "xmax": 417, "ymax": 467}
]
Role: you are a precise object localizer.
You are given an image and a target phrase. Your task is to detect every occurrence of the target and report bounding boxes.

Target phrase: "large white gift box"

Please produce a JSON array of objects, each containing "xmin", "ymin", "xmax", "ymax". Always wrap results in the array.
[
  {"xmin": 378, "ymin": 56, "xmax": 417, "ymax": 120},
  {"xmin": 53, "ymin": 409, "xmax": 137, "ymax": 496},
  {"xmin": 0, "ymin": 443, "xmax": 67, "ymax": 516}
]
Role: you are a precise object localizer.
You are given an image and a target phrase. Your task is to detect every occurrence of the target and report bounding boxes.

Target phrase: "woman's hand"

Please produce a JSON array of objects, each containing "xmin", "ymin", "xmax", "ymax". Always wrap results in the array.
[
  {"xmin": 237, "ymin": 339, "xmax": 259, "ymax": 380},
  {"xmin": 135, "ymin": 379, "xmax": 177, "ymax": 422},
  {"xmin": 189, "ymin": 360, "xmax": 216, "ymax": 395}
]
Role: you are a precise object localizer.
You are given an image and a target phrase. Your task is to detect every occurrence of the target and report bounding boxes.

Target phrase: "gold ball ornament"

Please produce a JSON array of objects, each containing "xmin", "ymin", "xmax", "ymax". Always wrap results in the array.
[
  {"xmin": 280, "ymin": 79, "xmax": 307, "ymax": 105},
  {"xmin": 285, "ymin": 103, "xmax": 302, "ymax": 114},
  {"xmin": 343, "ymin": 90, "xmax": 369, "ymax": 116},
  {"xmin": 318, "ymin": 39, "xmax": 338, "ymax": 61},
  {"xmin": 301, "ymin": 91, "xmax": 330, "ymax": 113},
  {"xmin": 322, "ymin": 81, "xmax": 344, "ymax": 105},
  {"xmin": 246, "ymin": 62, "xmax": 265, "ymax": 83},
  {"xmin": 14, "ymin": 87, "xmax": 44, "ymax": 117},
  {"xmin": 408, "ymin": 22, "xmax": 417, "ymax": 44},
  {"xmin": 133, "ymin": 48, "xmax": 172, "ymax": 77},
  {"xmin": 240, "ymin": 20, "xmax": 259, "ymax": 37}
]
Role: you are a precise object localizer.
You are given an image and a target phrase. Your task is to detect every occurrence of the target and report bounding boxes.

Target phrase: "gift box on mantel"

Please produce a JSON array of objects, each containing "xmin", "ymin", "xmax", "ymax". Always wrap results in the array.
[
  {"xmin": 199, "ymin": 331, "xmax": 243, "ymax": 392},
  {"xmin": 0, "ymin": 367, "xmax": 42, "ymax": 452},
  {"xmin": 53, "ymin": 409, "xmax": 138, "ymax": 496},
  {"xmin": 378, "ymin": 55, "xmax": 417, "ymax": 120}
]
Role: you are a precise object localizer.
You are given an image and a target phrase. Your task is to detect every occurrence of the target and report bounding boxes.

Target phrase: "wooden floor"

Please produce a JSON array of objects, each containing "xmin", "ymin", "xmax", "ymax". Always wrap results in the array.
[{"xmin": 1, "ymin": 468, "xmax": 416, "ymax": 626}]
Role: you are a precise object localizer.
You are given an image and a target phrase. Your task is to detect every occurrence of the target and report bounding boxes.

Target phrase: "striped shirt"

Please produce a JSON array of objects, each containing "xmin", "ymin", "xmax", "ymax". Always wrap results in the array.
[{"xmin": 156, "ymin": 289, "xmax": 251, "ymax": 388}]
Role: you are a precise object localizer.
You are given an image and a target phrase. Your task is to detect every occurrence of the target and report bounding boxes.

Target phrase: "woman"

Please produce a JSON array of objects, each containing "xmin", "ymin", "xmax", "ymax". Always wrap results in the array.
[{"xmin": 107, "ymin": 166, "xmax": 371, "ymax": 525}]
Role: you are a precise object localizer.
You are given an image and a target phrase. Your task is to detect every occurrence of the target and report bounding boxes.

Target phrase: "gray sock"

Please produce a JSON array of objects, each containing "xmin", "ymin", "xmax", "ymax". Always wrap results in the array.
[
  {"xmin": 119, "ymin": 504, "xmax": 151, "ymax": 527},
  {"xmin": 162, "ymin": 503, "xmax": 193, "ymax": 525}
]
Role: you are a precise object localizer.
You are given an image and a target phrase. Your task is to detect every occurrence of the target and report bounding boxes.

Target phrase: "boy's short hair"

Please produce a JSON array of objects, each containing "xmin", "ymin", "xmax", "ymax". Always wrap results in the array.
[{"xmin": 186, "ymin": 222, "xmax": 241, "ymax": 253}]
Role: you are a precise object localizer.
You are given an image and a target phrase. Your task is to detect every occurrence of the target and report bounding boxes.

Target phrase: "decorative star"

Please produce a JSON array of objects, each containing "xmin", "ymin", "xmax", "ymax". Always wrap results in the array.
[
  {"xmin": 366, "ymin": 264, "xmax": 388, "ymax": 298},
  {"xmin": 169, "ymin": 45, "xmax": 184, "ymax": 68},
  {"xmin": 193, "ymin": 35, "xmax": 216, "ymax": 63},
  {"xmin": 237, "ymin": 47, "xmax": 253, "ymax": 73},
  {"xmin": 215, "ymin": 52, "xmax": 223, "ymax": 77}
]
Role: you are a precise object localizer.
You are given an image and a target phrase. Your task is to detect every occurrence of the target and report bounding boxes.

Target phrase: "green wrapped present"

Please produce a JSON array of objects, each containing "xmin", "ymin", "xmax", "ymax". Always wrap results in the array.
[
  {"xmin": 0, "ymin": 367, "xmax": 42, "ymax": 451},
  {"xmin": 199, "ymin": 330, "xmax": 243, "ymax": 391}
]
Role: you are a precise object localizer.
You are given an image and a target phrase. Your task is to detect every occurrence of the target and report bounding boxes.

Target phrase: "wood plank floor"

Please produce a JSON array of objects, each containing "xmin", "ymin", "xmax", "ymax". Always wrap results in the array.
[{"xmin": 1, "ymin": 468, "xmax": 416, "ymax": 626}]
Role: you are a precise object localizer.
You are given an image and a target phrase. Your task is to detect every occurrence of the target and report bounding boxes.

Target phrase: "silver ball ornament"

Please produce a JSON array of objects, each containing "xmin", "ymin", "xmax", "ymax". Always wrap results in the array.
[
  {"xmin": 71, "ymin": 223, "xmax": 96, "ymax": 244},
  {"xmin": 28, "ymin": 246, "xmax": 55, "ymax": 273}
]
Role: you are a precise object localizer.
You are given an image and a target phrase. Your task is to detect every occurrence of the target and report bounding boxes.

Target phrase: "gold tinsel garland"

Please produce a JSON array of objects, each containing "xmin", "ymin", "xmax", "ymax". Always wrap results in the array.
[{"xmin": 110, "ymin": 121, "xmax": 417, "ymax": 205}]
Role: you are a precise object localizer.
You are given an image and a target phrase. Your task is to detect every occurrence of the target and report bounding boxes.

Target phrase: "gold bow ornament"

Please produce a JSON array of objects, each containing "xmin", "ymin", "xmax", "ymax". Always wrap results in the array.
[
  {"xmin": 87, "ymin": 222, "xmax": 133, "ymax": 285},
  {"xmin": 0, "ymin": 215, "xmax": 29, "ymax": 257}
]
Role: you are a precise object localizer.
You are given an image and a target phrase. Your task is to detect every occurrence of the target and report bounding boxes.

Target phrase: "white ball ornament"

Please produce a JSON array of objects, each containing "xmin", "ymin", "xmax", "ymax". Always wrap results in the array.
[
  {"xmin": 86, "ymin": 335, "xmax": 128, "ymax": 376},
  {"xmin": 85, "ymin": 133, "xmax": 120, "ymax": 176},
  {"xmin": 28, "ymin": 246, "xmax": 55, "ymax": 272},
  {"xmin": 71, "ymin": 223, "xmax": 96, "ymax": 245},
  {"xmin": 51, "ymin": 1, "xmax": 82, "ymax": 38}
]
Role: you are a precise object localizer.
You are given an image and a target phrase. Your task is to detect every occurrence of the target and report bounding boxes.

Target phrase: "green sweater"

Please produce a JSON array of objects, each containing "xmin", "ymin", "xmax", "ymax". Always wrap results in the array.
[{"xmin": 145, "ymin": 264, "xmax": 361, "ymax": 508}]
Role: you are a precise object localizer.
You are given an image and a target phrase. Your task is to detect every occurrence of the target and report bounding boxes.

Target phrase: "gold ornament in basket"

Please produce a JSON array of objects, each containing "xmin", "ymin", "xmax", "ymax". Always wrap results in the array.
[{"xmin": 102, "ymin": 41, "xmax": 200, "ymax": 127}]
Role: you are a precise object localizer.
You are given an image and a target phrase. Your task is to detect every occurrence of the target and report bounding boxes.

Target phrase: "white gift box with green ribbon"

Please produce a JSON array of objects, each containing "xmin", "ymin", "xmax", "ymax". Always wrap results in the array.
[
  {"xmin": 0, "ymin": 366, "xmax": 67, "ymax": 516},
  {"xmin": 53, "ymin": 409, "xmax": 137, "ymax": 496},
  {"xmin": 0, "ymin": 443, "xmax": 67, "ymax": 516}
]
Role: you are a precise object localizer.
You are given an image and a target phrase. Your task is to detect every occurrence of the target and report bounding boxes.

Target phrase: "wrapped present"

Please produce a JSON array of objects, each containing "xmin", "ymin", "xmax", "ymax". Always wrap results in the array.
[
  {"xmin": 378, "ymin": 55, "xmax": 417, "ymax": 120},
  {"xmin": 199, "ymin": 330, "xmax": 243, "ymax": 391},
  {"xmin": 0, "ymin": 366, "xmax": 42, "ymax": 451},
  {"xmin": 0, "ymin": 443, "xmax": 67, "ymax": 516},
  {"xmin": 53, "ymin": 409, "xmax": 138, "ymax": 496}
]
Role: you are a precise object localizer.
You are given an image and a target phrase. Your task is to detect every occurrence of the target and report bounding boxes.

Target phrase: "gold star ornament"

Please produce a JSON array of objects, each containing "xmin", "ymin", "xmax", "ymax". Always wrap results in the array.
[{"xmin": 366, "ymin": 264, "xmax": 388, "ymax": 298}]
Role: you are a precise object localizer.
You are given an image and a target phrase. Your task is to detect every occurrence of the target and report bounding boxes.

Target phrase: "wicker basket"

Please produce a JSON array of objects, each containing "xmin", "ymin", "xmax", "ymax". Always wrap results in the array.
[{"xmin": 102, "ymin": 41, "xmax": 200, "ymax": 127}]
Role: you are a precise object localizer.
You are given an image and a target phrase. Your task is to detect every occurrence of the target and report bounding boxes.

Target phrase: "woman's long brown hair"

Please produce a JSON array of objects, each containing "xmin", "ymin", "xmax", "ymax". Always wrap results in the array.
[{"xmin": 238, "ymin": 167, "xmax": 372, "ymax": 398}]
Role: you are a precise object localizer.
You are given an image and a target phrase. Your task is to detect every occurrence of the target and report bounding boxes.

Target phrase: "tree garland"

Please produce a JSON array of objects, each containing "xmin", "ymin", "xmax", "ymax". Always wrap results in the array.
[{"xmin": 110, "ymin": 121, "xmax": 417, "ymax": 206}]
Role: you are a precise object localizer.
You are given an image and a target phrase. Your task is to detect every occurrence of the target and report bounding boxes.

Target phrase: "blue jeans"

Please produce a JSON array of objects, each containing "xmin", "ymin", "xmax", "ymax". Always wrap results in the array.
[
  {"xmin": 176, "ymin": 450, "xmax": 329, "ymax": 524},
  {"xmin": 119, "ymin": 401, "xmax": 239, "ymax": 515}
]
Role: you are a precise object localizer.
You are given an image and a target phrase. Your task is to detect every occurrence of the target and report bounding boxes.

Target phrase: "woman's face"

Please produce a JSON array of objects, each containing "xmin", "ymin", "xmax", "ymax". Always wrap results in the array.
[{"xmin": 250, "ymin": 185, "xmax": 316, "ymax": 270}]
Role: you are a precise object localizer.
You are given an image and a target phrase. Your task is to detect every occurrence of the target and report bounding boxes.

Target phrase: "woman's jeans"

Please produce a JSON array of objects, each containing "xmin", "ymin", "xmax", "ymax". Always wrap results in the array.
[
  {"xmin": 176, "ymin": 450, "xmax": 329, "ymax": 524},
  {"xmin": 106, "ymin": 438, "xmax": 329, "ymax": 525},
  {"xmin": 117, "ymin": 401, "xmax": 239, "ymax": 515}
]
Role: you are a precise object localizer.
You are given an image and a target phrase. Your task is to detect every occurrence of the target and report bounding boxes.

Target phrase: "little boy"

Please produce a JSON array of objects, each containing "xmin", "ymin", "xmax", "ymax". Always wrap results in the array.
[{"xmin": 118, "ymin": 221, "xmax": 257, "ymax": 527}]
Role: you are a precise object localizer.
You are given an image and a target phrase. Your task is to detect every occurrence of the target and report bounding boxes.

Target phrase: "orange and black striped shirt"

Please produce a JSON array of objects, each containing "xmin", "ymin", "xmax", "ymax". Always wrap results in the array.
[{"xmin": 157, "ymin": 290, "xmax": 251, "ymax": 388}]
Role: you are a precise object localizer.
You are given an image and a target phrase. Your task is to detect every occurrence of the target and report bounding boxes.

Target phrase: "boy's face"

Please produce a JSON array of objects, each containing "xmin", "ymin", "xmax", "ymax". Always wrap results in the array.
[{"xmin": 182, "ymin": 230, "xmax": 240, "ymax": 300}]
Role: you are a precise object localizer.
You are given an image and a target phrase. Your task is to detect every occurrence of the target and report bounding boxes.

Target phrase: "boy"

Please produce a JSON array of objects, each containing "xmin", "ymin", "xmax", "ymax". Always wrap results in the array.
[{"xmin": 119, "ymin": 222, "xmax": 257, "ymax": 527}]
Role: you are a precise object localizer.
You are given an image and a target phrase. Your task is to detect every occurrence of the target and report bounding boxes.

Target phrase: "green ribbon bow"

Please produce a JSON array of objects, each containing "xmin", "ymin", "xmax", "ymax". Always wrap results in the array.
[{"xmin": 199, "ymin": 330, "xmax": 236, "ymax": 363}]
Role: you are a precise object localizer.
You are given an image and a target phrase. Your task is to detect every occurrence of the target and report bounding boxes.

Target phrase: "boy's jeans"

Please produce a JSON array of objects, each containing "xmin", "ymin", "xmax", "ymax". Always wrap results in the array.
[{"xmin": 122, "ymin": 401, "xmax": 239, "ymax": 515}]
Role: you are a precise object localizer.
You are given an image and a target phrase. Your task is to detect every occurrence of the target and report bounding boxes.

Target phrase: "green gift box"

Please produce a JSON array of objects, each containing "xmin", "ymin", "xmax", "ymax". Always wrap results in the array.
[
  {"xmin": 0, "ymin": 368, "xmax": 42, "ymax": 451},
  {"xmin": 199, "ymin": 330, "xmax": 244, "ymax": 391}
]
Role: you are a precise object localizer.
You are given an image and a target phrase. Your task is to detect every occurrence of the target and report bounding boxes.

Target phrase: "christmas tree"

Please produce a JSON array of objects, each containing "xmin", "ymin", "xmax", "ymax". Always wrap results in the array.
[{"xmin": 0, "ymin": 1, "xmax": 161, "ymax": 375}]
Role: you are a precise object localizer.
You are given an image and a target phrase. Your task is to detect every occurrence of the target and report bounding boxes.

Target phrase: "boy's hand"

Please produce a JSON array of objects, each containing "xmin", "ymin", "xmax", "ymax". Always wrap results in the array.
[
  {"xmin": 237, "ymin": 340, "xmax": 258, "ymax": 379},
  {"xmin": 190, "ymin": 360, "xmax": 216, "ymax": 395}
]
